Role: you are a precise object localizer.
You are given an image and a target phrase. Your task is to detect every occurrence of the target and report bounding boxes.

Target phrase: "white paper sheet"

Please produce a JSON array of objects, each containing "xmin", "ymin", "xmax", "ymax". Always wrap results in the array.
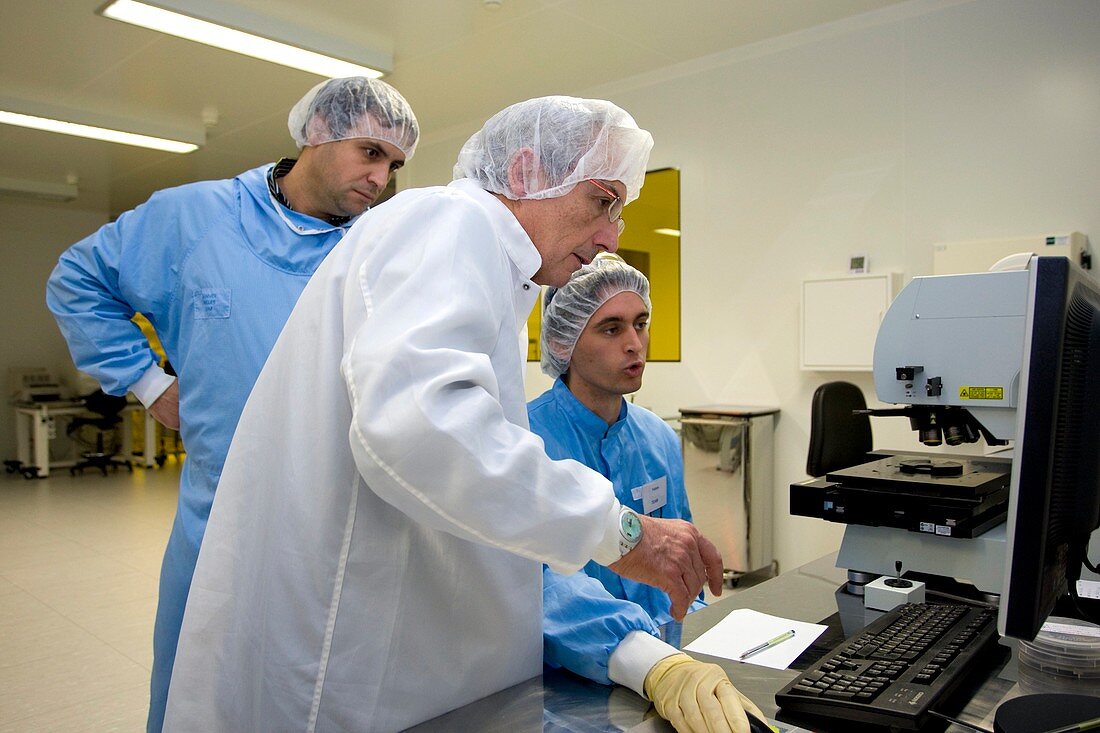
[{"xmin": 684, "ymin": 608, "xmax": 828, "ymax": 669}]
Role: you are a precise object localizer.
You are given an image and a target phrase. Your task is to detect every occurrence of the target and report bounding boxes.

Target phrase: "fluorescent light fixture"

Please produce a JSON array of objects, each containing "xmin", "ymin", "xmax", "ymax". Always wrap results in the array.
[
  {"xmin": 654, "ymin": 228, "xmax": 681, "ymax": 237},
  {"xmin": 99, "ymin": 0, "xmax": 391, "ymax": 78},
  {"xmin": 0, "ymin": 110, "xmax": 198, "ymax": 154},
  {"xmin": 0, "ymin": 176, "xmax": 79, "ymax": 202},
  {"xmin": 0, "ymin": 96, "xmax": 203, "ymax": 153}
]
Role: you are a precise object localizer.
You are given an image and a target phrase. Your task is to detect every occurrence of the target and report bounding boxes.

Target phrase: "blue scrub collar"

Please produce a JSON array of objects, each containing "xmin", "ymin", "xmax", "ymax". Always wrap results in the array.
[
  {"xmin": 238, "ymin": 165, "xmax": 356, "ymax": 237},
  {"xmin": 267, "ymin": 158, "xmax": 353, "ymax": 227},
  {"xmin": 551, "ymin": 377, "xmax": 628, "ymax": 438}
]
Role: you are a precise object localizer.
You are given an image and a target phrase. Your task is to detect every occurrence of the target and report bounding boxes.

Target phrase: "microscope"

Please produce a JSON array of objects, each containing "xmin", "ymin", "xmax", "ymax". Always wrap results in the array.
[{"xmin": 793, "ymin": 265, "xmax": 1036, "ymax": 600}]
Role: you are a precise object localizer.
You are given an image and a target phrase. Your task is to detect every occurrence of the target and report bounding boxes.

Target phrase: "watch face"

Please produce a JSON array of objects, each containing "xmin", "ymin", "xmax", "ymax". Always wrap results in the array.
[{"xmin": 621, "ymin": 510, "xmax": 642, "ymax": 541}]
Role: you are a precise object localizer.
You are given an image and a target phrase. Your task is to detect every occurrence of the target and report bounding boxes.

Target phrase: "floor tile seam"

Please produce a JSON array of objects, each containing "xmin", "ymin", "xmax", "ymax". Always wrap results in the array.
[
  {"xmin": 0, "ymin": 635, "xmax": 151, "ymax": 674},
  {"xmin": 60, "ymin": 606, "xmax": 157, "ymax": 642},
  {"xmin": 0, "ymin": 573, "xmax": 153, "ymax": 624},
  {"xmin": 0, "ymin": 682, "xmax": 151, "ymax": 726},
  {"xmin": 0, "ymin": 676, "xmax": 151, "ymax": 727}
]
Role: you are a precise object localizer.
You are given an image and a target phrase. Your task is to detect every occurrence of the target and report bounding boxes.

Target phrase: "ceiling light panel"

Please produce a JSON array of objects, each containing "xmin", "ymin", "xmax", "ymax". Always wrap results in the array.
[
  {"xmin": 0, "ymin": 111, "xmax": 198, "ymax": 154},
  {"xmin": 0, "ymin": 176, "xmax": 79, "ymax": 202},
  {"xmin": 0, "ymin": 97, "xmax": 204, "ymax": 153},
  {"xmin": 99, "ymin": 0, "xmax": 391, "ymax": 78}
]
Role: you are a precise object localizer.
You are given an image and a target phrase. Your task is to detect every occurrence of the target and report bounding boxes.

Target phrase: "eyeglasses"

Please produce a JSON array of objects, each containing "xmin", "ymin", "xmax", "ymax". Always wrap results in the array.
[{"xmin": 587, "ymin": 179, "xmax": 625, "ymax": 235}]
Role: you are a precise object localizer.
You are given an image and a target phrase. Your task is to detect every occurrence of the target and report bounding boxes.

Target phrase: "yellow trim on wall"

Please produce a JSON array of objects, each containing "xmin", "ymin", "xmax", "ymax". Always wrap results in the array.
[{"xmin": 527, "ymin": 168, "xmax": 681, "ymax": 362}]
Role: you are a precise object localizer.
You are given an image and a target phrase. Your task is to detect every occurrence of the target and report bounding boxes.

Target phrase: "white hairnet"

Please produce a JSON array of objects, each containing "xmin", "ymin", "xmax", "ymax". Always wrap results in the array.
[
  {"xmin": 288, "ymin": 77, "xmax": 419, "ymax": 158},
  {"xmin": 540, "ymin": 254, "xmax": 652, "ymax": 379},
  {"xmin": 453, "ymin": 96, "xmax": 653, "ymax": 204}
]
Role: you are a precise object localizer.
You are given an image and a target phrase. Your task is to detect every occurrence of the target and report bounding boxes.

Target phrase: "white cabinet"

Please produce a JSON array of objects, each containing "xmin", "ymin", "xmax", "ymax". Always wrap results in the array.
[{"xmin": 801, "ymin": 273, "xmax": 901, "ymax": 371}]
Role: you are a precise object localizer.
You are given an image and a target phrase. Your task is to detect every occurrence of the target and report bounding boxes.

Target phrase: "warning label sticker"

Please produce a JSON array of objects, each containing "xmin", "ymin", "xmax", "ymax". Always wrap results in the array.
[{"xmin": 959, "ymin": 386, "xmax": 1004, "ymax": 400}]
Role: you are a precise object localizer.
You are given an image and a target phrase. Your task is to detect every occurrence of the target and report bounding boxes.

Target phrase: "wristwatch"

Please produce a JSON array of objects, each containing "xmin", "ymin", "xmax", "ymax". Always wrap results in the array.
[{"xmin": 618, "ymin": 507, "xmax": 643, "ymax": 556}]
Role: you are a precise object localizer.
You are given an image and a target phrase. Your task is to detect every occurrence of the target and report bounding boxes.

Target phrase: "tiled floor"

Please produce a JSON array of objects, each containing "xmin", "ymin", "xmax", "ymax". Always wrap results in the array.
[
  {"xmin": 0, "ymin": 460, "xmax": 180, "ymax": 732},
  {"xmin": 0, "ymin": 457, "xmax": 752, "ymax": 730}
]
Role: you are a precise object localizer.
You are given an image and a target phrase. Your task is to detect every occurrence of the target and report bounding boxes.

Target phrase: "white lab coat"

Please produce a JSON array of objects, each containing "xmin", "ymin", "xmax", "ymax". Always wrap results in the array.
[{"xmin": 163, "ymin": 179, "xmax": 622, "ymax": 732}]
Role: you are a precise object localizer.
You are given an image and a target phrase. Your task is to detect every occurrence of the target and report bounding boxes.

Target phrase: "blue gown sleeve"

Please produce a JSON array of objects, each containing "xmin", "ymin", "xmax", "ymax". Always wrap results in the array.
[
  {"xmin": 45, "ymin": 189, "xmax": 194, "ymax": 395},
  {"xmin": 543, "ymin": 566, "xmax": 660, "ymax": 685}
]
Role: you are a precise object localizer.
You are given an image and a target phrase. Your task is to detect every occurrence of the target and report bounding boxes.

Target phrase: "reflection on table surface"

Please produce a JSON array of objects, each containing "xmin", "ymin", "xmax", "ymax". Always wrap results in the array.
[{"xmin": 405, "ymin": 554, "xmax": 1021, "ymax": 733}]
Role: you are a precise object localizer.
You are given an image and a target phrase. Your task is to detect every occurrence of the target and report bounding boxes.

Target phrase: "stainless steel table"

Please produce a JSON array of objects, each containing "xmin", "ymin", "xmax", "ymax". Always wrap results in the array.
[{"xmin": 406, "ymin": 553, "xmax": 1022, "ymax": 732}]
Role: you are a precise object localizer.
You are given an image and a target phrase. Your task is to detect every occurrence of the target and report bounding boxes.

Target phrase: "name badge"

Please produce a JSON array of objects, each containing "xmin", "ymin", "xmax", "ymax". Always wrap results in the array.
[{"xmin": 630, "ymin": 476, "xmax": 668, "ymax": 515}]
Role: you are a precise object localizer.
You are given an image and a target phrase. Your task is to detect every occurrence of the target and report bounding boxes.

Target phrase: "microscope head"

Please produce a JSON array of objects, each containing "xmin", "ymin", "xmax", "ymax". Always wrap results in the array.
[{"xmin": 872, "ymin": 268, "xmax": 1032, "ymax": 445}]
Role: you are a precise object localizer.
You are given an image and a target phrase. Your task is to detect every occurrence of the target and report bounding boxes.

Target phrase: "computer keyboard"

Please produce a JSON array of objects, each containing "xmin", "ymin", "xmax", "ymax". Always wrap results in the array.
[{"xmin": 775, "ymin": 602, "xmax": 1002, "ymax": 730}]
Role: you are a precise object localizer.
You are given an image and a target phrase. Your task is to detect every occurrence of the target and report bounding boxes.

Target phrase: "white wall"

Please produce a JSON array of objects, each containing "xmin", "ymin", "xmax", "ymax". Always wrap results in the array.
[
  {"xmin": 5, "ymin": 0, "xmax": 1098, "ymax": 573},
  {"xmin": 406, "ymin": 0, "xmax": 1100, "ymax": 573},
  {"xmin": 0, "ymin": 199, "xmax": 109, "ymax": 461}
]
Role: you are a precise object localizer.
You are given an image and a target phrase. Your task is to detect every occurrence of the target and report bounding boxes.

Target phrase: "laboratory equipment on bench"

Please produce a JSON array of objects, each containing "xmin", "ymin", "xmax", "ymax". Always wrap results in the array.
[
  {"xmin": 8, "ymin": 367, "xmax": 64, "ymax": 403},
  {"xmin": 782, "ymin": 256, "xmax": 1100, "ymax": 732},
  {"xmin": 793, "ymin": 262, "xmax": 1039, "ymax": 596}
]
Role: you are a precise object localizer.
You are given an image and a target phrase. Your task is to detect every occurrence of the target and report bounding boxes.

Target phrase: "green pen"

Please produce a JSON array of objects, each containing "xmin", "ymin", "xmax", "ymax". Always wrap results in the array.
[
  {"xmin": 1039, "ymin": 716, "xmax": 1100, "ymax": 733},
  {"xmin": 739, "ymin": 629, "xmax": 796, "ymax": 660}
]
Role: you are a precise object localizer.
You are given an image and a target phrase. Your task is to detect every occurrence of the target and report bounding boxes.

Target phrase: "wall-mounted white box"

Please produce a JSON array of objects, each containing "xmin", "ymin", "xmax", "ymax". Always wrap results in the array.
[{"xmin": 801, "ymin": 273, "xmax": 901, "ymax": 372}]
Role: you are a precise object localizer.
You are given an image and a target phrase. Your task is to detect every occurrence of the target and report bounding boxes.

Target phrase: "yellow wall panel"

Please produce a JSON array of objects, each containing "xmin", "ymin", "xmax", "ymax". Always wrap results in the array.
[{"xmin": 527, "ymin": 168, "xmax": 681, "ymax": 362}]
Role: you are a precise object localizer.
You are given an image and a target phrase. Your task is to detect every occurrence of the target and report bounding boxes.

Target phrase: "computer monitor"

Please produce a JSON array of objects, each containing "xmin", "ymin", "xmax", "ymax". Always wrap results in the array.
[{"xmin": 999, "ymin": 256, "xmax": 1100, "ymax": 640}]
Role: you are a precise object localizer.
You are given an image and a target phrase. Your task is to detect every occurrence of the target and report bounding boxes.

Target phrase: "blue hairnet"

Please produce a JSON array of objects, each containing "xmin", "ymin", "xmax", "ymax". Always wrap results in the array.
[
  {"xmin": 453, "ymin": 96, "xmax": 653, "ymax": 204},
  {"xmin": 541, "ymin": 254, "xmax": 651, "ymax": 378},
  {"xmin": 288, "ymin": 77, "xmax": 419, "ymax": 158}
]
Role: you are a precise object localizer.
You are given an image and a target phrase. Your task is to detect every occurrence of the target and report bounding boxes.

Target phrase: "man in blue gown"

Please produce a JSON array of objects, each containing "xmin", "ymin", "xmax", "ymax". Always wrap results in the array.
[
  {"xmin": 45, "ymin": 76, "xmax": 418, "ymax": 733},
  {"xmin": 530, "ymin": 255, "xmax": 767, "ymax": 732}
]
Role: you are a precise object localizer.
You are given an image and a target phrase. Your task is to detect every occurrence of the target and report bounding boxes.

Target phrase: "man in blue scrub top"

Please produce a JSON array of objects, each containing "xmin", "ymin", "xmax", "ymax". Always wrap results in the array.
[
  {"xmin": 530, "ymin": 255, "xmax": 766, "ymax": 733},
  {"xmin": 45, "ymin": 76, "xmax": 419, "ymax": 733}
]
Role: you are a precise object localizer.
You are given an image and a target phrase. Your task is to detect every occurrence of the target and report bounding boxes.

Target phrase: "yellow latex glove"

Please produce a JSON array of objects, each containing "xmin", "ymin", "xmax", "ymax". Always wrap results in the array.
[{"xmin": 643, "ymin": 653, "xmax": 770, "ymax": 733}]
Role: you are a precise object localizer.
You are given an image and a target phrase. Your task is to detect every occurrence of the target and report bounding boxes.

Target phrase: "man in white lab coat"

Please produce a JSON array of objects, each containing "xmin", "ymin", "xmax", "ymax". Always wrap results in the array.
[{"xmin": 164, "ymin": 96, "xmax": 724, "ymax": 732}]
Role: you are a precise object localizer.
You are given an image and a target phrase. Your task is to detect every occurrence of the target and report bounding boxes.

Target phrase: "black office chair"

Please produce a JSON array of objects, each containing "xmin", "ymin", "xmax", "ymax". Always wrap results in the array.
[
  {"xmin": 806, "ymin": 381, "xmax": 874, "ymax": 477},
  {"xmin": 67, "ymin": 390, "xmax": 133, "ymax": 476}
]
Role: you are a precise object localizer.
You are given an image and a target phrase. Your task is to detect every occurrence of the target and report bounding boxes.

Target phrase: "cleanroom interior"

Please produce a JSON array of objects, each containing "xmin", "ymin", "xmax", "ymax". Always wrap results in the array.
[{"xmin": 2, "ymin": 0, "xmax": 1100, "ymax": 729}]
